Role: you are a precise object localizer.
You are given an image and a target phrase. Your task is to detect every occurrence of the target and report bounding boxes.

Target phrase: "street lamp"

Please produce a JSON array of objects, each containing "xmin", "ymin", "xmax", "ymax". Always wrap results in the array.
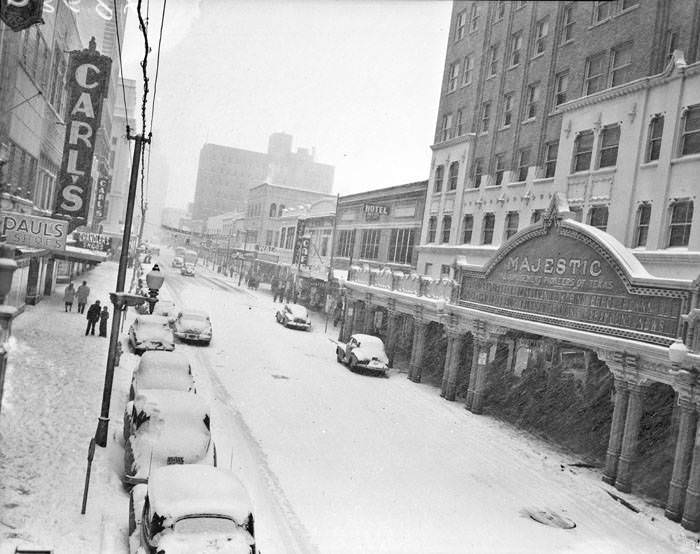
[
  {"xmin": 669, "ymin": 337, "xmax": 689, "ymax": 366},
  {"xmin": 146, "ymin": 264, "xmax": 164, "ymax": 314}
]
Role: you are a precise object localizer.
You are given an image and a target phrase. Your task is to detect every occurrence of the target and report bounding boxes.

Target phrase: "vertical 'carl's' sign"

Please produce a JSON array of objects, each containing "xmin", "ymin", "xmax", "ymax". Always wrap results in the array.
[{"xmin": 53, "ymin": 38, "xmax": 111, "ymax": 231}]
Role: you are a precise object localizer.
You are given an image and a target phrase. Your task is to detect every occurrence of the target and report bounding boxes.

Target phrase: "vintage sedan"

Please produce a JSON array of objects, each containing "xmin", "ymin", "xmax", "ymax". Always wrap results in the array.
[
  {"xmin": 172, "ymin": 310, "xmax": 212, "ymax": 345},
  {"xmin": 336, "ymin": 334, "xmax": 390, "ymax": 376},
  {"xmin": 180, "ymin": 263, "xmax": 196, "ymax": 277},
  {"xmin": 152, "ymin": 299, "xmax": 178, "ymax": 320},
  {"xmin": 275, "ymin": 303, "xmax": 311, "ymax": 330},
  {"xmin": 129, "ymin": 465, "xmax": 255, "ymax": 553},
  {"xmin": 128, "ymin": 315, "xmax": 175, "ymax": 355},
  {"xmin": 123, "ymin": 390, "xmax": 217, "ymax": 487},
  {"xmin": 171, "ymin": 256, "xmax": 184, "ymax": 268}
]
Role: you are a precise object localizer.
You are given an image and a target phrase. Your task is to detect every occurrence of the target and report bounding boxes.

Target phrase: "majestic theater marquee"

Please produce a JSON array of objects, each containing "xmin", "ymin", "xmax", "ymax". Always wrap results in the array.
[{"xmin": 459, "ymin": 212, "xmax": 689, "ymax": 347}]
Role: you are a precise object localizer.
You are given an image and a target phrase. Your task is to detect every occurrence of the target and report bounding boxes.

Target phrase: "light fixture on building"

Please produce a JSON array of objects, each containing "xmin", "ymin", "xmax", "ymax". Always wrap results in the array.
[{"xmin": 668, "ymin": 337, "xmax": 689, "ymax": 366}]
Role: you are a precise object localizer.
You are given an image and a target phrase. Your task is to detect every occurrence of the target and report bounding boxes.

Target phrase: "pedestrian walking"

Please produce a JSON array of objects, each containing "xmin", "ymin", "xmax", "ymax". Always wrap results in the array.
[
  {"xmin": 85, "ymin": 300, "xmax": 101, "ymax": 336},
  {"xmin": 271, "ymin": 276, "xmax": 281, "ymax": 302},
  {"xmin": 76, "ymin": 281, "xmax": 90, "ymax": 313},
  {"xmin": 283, "ymin": 280, "xmax": 294, "ymax": 304},
  {"xmin": 333, "ymin": 296, "xmax": 343, "ymax": 327},
  {"xmin": 99, "ymin": 306, "xmax": 110, "ymax": 337},
  {"xmin": 63, "ymin": 282, "xmax": 75, "ymax": 312}
]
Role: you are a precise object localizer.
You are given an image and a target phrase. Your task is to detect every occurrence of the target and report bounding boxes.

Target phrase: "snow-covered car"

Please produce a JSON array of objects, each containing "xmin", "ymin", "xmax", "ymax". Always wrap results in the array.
[
  {"xmin": 180, "ymin": 263, "xmax": 196, "ymax": 277},
  {"xmin": 336, "ymin": 334, "xmax": 390, "ymax": 375},
  {"xmin": 123, "ymin": 390, "xmax": 217, "ymax": 487},
  {"xmin": 275, "ymin": 303, "xmax": 311, "ymax": 330},
  {"xmin": 152, "ymin": 299, "xmax": 178, "ymax": 320},
  {"xmin": 171, "ymin": 256, "xmax": 184, "ymax": 268},
  {"xmin": 128, "ymin": 315, "xmax": 176, "ymax": 355},
  {"xmin": 172, "ymin": 310, "xmax": 212, "ymax": 345},
  {"xmin": 129, "ymin": 465, "xmax": 255, "ymax": 553}
]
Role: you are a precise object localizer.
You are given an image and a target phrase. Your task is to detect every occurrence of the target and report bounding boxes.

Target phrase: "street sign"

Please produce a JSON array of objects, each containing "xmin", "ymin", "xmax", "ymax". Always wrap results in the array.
[
  {"xmin": 0, "ymin": 212, "xmax": 68, "ymax": 250},
  {"xmin": 0, "ymin": 0, "xmax": 44, "ymax": 32}
]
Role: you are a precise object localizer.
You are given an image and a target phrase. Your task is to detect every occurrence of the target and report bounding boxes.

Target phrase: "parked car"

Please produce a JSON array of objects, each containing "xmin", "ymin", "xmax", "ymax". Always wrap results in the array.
[
  {"xmin": 171, "ymin": 256, "xmax": 184, "ymax": 268},
  {"xmin": 336, "ymin": 334, "xmax": 390, "ymax": 376},
  {"xmin": 275, "ymin": 303, "xmax": 311, "ymax": 330},
  {"xmin": 180, "ymin": 262, "xmax": 196, "ymax": 277},
  {"xmin": 128, "ymin": 315, "xmax": 175, "ymax": 354},
  {"xmin": 152, "ymin": 299, "xmax": 178, "ymax": 320},
  {"xmin": 129, "ymin": 465, "xmax": 255, "ymax": 553},
  {"xmin": 123, "ymin": 390, "xmax": 216, "ymax": 487},
  {"xmin": 172, "ymin": 310, "xmax": 212, "ymax": 345}
]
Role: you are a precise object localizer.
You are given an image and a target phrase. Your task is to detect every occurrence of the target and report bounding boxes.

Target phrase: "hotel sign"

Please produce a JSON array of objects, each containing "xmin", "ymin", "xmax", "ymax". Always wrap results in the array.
[
  {"xmin": 459, "ymin": 221, "xmax": 688, "ymax": 346},
  {"xmin": 53, "ymin": 39, "xmax": 112, "ymax": 231},
  {"xmin": 363, "ymin": 203, "xmax": 389, "ymax": 221}
]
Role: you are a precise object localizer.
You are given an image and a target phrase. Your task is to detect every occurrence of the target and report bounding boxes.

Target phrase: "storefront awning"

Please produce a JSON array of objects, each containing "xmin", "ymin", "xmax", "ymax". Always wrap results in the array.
[{"xmin": 52, "ymin": 245, "xmax": 108, "ymax": 263}]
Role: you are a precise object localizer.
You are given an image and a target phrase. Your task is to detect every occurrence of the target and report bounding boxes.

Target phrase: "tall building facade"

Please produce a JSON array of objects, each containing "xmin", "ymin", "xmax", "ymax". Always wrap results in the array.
[{"xmin": 192, "ymin": 132, "xmax": 334, "ymax": 220}]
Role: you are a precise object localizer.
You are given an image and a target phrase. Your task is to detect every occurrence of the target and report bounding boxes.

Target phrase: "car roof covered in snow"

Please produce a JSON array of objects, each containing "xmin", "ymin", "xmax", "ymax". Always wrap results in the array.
[
  {"xmin": 180, "ymin": 309, "xmax": 209, "ymax": 319},
  {"xmin": 149, "ymin": 465, "xmax": 254, "ymax": 524},
  {"xmin": 133, "ymin": 390, "xmax": 208, "ymax": 419},
  {"xmin": 352, "ymin": 334, "xmax": 384, "ymax": 347},
  {"xmin": 287, "ymin": 303, "xmax": 308, "ymax": 316},
  {"xmin": 137, "ymin": 351, "xmax": 190, "ymax": 372},
  {"xmin": 135, "ymin": 314, "xmax": 170, "ymax": 326},
  {"xmin": 134, "ymin": 353, "xmax": 193, "ymax": 392}
]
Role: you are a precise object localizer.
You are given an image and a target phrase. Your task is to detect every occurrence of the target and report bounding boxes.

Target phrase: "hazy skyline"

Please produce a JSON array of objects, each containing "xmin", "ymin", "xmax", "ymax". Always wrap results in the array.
[{"xmin": 121, "ymin": 0, "xmax": 452, "ymax": 210}]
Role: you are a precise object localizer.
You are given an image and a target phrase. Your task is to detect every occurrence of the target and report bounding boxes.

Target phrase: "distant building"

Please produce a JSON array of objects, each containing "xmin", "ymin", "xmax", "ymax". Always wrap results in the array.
[{"xmin": 191, "ymin": 132, "xmax": 334, "ymax": 220}]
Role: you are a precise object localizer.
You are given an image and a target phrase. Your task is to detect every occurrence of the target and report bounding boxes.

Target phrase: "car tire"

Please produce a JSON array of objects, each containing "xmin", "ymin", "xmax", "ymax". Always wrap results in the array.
[
  {"xmin": 128, "ymin": 493, "xmax": 136, "ymax": 536},
  {"xmin": 213, "ymin": 443, "xmax": 218, "ymax": 467},
  {"xmin": 124, "ymin": 439, "xmax": 135, "ymax": 488},
  {"xmin": 336, "ymin": 349, "xmax": 344, "ymax": 364},
  {"xmin": 123, "ymin": 409, "xmax": 132, "ymax": 443},
  {"xmin": 128, "ymin": 384, "xmax": 135, "ymax": 402},
  {"xmin": 349, "ymin": 355, "xmax": 358, "ymax": 371}
]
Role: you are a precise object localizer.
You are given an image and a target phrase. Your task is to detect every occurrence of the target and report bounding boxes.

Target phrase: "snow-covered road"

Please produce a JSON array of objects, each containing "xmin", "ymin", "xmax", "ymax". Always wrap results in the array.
[{"xmin": 164, "ymin": 260, "xmax": 699, "ymax": 554}]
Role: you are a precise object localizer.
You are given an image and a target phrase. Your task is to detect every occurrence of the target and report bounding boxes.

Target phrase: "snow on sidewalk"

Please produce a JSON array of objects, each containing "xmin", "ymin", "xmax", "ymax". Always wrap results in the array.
[{"xmin": 0, "ymin": 261, "xmax": 138, "ymax": 553}]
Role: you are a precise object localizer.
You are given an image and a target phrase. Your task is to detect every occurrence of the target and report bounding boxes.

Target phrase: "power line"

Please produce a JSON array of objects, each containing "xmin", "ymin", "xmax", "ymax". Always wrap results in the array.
[{"xmin": 149, "ymin": 0, "xmax": 167, "ymax": 134}]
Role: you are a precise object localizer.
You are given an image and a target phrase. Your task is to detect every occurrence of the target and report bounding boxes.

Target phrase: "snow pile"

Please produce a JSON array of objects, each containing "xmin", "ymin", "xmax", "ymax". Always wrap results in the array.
[{"xmin": 132, "ymin": 351, "xmax": 195, "ymax": 394}]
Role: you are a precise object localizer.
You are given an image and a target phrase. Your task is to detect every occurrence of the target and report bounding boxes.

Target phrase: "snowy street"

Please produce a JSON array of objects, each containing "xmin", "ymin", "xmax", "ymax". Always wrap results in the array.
[{"xmin": 1, "ymin": 257, "xmax": 699, "ymax": 553}]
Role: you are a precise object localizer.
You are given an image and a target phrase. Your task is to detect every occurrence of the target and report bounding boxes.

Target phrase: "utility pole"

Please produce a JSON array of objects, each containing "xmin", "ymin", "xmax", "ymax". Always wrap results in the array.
[
  {"xmin": 95, "ymin": 129, "xmax": 149, "ymax": 447},
  {"xmin": 325, "ymin": 194, "xmax": 340, "ymax": 333},
  {"xmin": 238, "ymin": 230, "xmax": 248, "ymax": 286}
]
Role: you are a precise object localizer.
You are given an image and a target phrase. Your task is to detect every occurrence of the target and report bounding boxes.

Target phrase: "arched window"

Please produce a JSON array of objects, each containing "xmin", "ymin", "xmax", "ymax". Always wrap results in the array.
[
  {"xmin": 441, "ymin": 215, "xmax": 452, "ymax": 243},
  {"xmin": 482, "ymin": 213, "xmax": 495, "ymax": 244},
  {"xmin": 669, "ymin": 200, "xmax": 694, "ymax": 247},
  {"xmin": 448, "ymin": 162, "xmax": 459, "ymax": 190},
  {"xmin": 269, "ymin": 203, "xmax": 277, "ymax": 217},
  {"xmin": 278, "ymin": 204, "xmax": 285, "ymax": 217},
  {"xmin": 434, "ymin": 165, "xmax": 444, "ymax": 192}
]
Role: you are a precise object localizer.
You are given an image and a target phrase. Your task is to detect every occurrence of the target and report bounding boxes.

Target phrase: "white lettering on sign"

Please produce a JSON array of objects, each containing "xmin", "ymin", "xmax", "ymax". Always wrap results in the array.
[{"xmin": 1, "ymin": 213, "xmax": 68, "ymax": 250}]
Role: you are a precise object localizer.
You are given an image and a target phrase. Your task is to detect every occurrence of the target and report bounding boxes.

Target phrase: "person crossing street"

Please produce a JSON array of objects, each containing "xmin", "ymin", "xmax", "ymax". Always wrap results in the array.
[{"xmin": 85, "ymin": 300, "xmax": 101, "ymax": 336}]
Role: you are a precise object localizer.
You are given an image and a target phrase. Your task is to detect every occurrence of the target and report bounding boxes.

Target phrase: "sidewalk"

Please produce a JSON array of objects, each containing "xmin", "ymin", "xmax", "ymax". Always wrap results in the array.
[{"xmin": 0, "ymin": 261, "xmax": 138, "ymax": 553}]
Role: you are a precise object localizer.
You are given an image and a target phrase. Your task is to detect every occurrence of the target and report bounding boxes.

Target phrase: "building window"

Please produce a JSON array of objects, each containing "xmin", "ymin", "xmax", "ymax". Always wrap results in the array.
[
  {"xmin": 388, "ymin": 228, "xmax": 415, "ymax": 265},
  {"xmin": 482, "ymin": 213, "xmax": 495, "ymax": 244},
  {"xmin": 448, "ymin": 161, "xmax": 459, "ymax": 190},
  {"xmin": 544, "ymin": 141, "xmax": 558, "ymax": 178},
  {"xmin": 594, "ymin": 1, "xmax": 613, "ymax": 23},
  {"xmin": 561, "ymin": 4, "xmax": 574, "ymax": 43},
  {"xmin": 588, "ymin": 206, "xmax": 609, "ymax": 231},
  {"xmin": 622, "ymin": 0, "xmax": 639, "ymax": 9},
  {"xmin": 278, "ymin": 204, "xmax": 285, "ymax": 216},
  {"xmin": 598, "ymin": 124, "xmax": 620, "ymax": 168},
  {"xmin": 440, "ymin": 265, "xmax": 451, "ymax": 278},
  {"xmin": 462, "ymin": 214, "xmax": 474, "ymax": 243},
  {"xmin": 481, "ymin": 101, "xmax": 491, "ymax": 133},
  {"xmin": 585, "ymin": 52, "xmax": 607, "ymax": 95},
  {"xmin": 494, "ymin": 154, "xmax": 506, "ymax": 186},
  {"xmin": 669, "ymin": 201, "xmax": 693, "ymax": 247},
  {"xmin": 337, "ymin": 229, "xmax": 356, "ymax": 257},
  {"xmin": 488, "ymin": 44, "xmax": 499, "ymax": 76},
  {"xmin": 573, "ymin": 130, "xmax": 594, "ymax": 172},
  {"xmin": 495, "ymin": 1, "xmax": 506, "ymax": 21},
  {"xmin": 456, "ymin": 109, "xmax": 465, "ymax": 136},
  {"xmin": 462, "ymin": 54, "xmax": 473, "ymax": 85},
  {"xmin": 610, "ymin": 42, "xmax": 632, "ymax": 87},
  {"xmin": 434, "ymin": 165, "xmax": 444, "ymax": 192},
  {"xmin": 455, "ymin": 9, "xmax": 467, "ymax": 41},
  {"xmin": 681, "ymin": 106, "xmax": 700, "ymax": 156},
  {"xmin": 526, "ymin": 83, "xmax": 540, "ymax": 119},
  {"xmin": 534, "ymin": 18, "xmax": 549, "ymax": 56},
  {"xmin": 427, "ymin": 216, "xmax": 437, "ymax": 243},
  {"xmin": 469, "ymin": 3, "xmax": 479, "ymax": 32},
  {"xmin": 320, "ymin": 230, "xmax": 331, "ymax": 257},
  {"xmin": 473, "ymin": 158, "xmax": 483, "ymax": 188},
  {"xmin": 555, "ymin": 70, "xmax": 569, "ymax": 106},
  {"xmin": 502, "ymin": 94, "xmax": 513, "ymax": 127},
  {"xmin": 441, "ymin": 215, "xmax": 452, "ymax": 243},
  {"xmin": 510, "ymin": 32, "xmax": 522, "ymax": 67},
  {"xmin": 424, "ymin": 262, "xmax": 433, "ymax": 275},
  {"xmin": 570, "ymin": 206, "xmax": 583, "ymax": 222},
  {"xmin": 448, "ymin": 61, "xmax": 460, "ymax": 92},
  {"xmin": 360, "ymin": 229, "xmax": 381, "ymax": 260},
  {"xmin": 666, "ymin": 29, "xmax": 678, "ymax": 59},
  {"xmin": 269, "ymin": 203, "xmax": 277, "ymax": 217},
  {"xmin": 265, "ymin": 230, "xmax": 273, "ymax": 245},
  {"xmin": 440, "ymin": 113, "xmax": 453, "ymax": 142},
  {"xmin": 531, "ymin": 209, "xmax": 544, "ymax": 224},
  {"xmin": 505, "ymin": 212, "xmax": 519, "ymax": 239},
  {"xmin": 646, "ymin": 115, "xmax": 664, "ymax": 162},
  {"xmin": 634, "ymin": 204, "xmax": 651, "ymax": 247},
  {"xmin": 516, "ymin": 149, "xmax": 529, "ymax": 181},
  {"xmin": 285, "ymin": 227, "xmax": 296, "ymax": 249}
]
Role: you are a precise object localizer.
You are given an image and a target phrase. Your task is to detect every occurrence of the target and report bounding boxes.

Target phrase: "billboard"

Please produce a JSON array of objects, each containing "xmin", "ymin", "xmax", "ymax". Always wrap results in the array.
[
  {"xmin": 1, "ymin": 212, "xmax": 67, "ymax": 250},
  {"xmin": 53, "ymin": 38, "xmax": 112, "ymax": 231}
]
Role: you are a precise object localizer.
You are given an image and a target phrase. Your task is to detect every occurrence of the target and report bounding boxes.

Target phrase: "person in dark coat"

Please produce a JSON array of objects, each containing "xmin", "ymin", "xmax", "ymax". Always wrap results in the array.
[
  {"xmin": 333, "ymin": 296, "xmax": 344, "ymax": 327},
  {"xmin": 85, "ymin": 300, "xmax": 101, "ymax": 336},
  {"xmin": 99, "ymin": 306, "xmax": 110, "ymax": 337},
  {"xmin": 76, "ymin": 281, "xmax": 90, "ymax": 313},
  {"xmin": 271, "ymin": 276, "xmax": 283, "ymax": 302},
  {"xmin": 63, "ymin": 282, "xmax": 75, "ymax": 312}
]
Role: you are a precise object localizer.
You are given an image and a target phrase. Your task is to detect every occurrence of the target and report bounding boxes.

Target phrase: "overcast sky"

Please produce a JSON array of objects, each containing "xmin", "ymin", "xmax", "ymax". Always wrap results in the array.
[{"xmin": 121, "ymin": 0, "xmax": 451, "ymax": 209}]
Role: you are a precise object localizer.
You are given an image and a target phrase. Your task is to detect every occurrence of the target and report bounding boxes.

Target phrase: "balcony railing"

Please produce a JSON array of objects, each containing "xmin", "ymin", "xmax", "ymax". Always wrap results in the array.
[{"xmin": 347, "ymin": 264, "xmax": 458, "ymax": 302}]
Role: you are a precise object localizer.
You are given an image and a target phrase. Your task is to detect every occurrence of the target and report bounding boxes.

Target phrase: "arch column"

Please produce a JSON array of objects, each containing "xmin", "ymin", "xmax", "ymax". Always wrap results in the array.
[
  {"xmin": 614, "ymin": 381, "xmax": 649, "ymax": 493},
  {"xmin": 441, "ymin": 328, "xmax": 464, "ymax": 401},
  {"xmin": 602, "ymin": 378, "xmax": 630, "ymax": 485},
  {"xmin": 351, "ymin": 300, "xmax": 364, "ymax": 338},
  {"xmin": 408, "ymin": 320, "xmax": 428, "ymax": 383},
  {"xmin": 666, "ymin": 396, "xmax": 697, "ymax": 521},
  {"xmin": 363, "ymin": 303, "xmax": 375, "ymax": 334},
  {"xmin": 682, "ymin": 411, "xmax": 700, "ymax": 531},
  {"xmin": 385, "ymin": 310, "xmax": 400, "ymax": 368}
]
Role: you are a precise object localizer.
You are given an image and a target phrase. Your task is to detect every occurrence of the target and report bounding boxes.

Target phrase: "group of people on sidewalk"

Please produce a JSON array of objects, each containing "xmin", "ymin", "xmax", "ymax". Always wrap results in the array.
[
  {"xmin": 270, "ymin": 276, "xmax": 297, "ymax": 304},
  {"xmin": 63, "ymin": 281, "xmax": 110, "ymax": 337}
]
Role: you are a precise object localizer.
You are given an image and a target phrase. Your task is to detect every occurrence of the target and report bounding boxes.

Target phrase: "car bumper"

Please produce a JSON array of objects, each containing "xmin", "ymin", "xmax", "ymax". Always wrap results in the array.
[
  {"xmin": 134, "ymin": 342, "xmax": 175, "ymax": 353},
  {"xmin": 175, "ymin": 332, "xmax": 211, "ymax": 342},
  {"xmin": 286, "ymin": 322, "xmax": 311, "ymax": 330},
  {"xmin": 357, "ymin": 362, "xmax": 389, "ymax": 373}
]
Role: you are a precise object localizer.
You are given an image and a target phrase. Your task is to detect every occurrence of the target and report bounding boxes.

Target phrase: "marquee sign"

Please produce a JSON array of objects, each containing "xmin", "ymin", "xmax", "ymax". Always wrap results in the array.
[
  {"xmin": 458, "ymin": 212, "xmax": 689, "ymax": 347},
  {"xmin": 0, "ymin": 0, "xmax": 44, "ymax": 31},
  {"xmin": 73, "ymin": 231, "xmax": 112, "ymax": 252},
  {"xmin": 53, "ymin": 38, "xmax": 112, "ymax": 232}
]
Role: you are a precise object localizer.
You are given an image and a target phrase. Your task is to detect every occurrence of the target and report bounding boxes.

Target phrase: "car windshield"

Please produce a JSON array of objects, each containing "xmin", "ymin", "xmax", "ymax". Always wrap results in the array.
[
  {"xmin": 359, "ymin": 338, "xmax": 385, "ymax": 355},
  {"xmin": 182, "ymin": 312, "xmax": 207, "ymax": 321},
  {"xmin": 142, "ymin": 320, "xmax": 169, "ymax": 330},
  {"xmin": 174, "ymin": 515, "xmax": 241, "ymax": 535},
  {"xmin": 289, "ymin": 305, "xmax": 307, "ymax": 317}
]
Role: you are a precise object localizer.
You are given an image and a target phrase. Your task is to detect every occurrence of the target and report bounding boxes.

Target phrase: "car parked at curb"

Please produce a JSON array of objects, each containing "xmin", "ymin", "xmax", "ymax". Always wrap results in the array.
[
  {"xmin": 128, "ymin": 315, "xmax": 175, "ymax": 355},
  {"xmin": 123, "ymin": 390, "xmax": 216, "ymax": 487},
  {"xmin": 129, "ymin": 465, "xmax": 256, "ymax": 553},
  {"xmin": 172, "ymin": 310, "xmax": 212, "ymax": 345},
  {"xmin": 275, "ymin": 303, "xmax": 311, "ymax": 330},
  {"xmin": 336, "ymin": 334, "xmax": 390, "ymax": 376},
  {"xmin": 152, "ymin": 299, "xmax": 178, "ymax": 320}
]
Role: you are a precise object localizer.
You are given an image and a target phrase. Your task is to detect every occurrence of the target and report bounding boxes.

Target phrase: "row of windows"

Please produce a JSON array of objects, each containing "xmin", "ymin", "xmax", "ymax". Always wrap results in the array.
[
  {"xmin": 248, "ymin": 203, "xmax": 287, "ymax": 218},
  {"xmin": 335, "ymin": 228, "xmax": 416, "ymax": 265},
  {"xmin": 20, "ymin": 26, "xmax": 68, "ymax": 116},
  {"xmin": 427, "ymin": 200, "xmax": 694, "ymax": 248}
]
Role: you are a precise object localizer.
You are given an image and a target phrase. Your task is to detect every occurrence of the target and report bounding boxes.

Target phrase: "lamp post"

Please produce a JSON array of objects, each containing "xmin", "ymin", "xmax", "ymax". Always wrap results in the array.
[
  {"xmin": 146, "ymin": 264, "xmax": 164, "ymax": 314},
  {"xmin": 0, "ymin": 243, "xmax": 17, "ymax": 413}
]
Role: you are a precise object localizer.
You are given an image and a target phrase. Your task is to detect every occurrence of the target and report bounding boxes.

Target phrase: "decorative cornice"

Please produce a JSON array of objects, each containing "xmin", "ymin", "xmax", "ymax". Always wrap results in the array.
[{"xmin": 430, "ymin": 133, "xmax": 476, "ymax": 152}]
